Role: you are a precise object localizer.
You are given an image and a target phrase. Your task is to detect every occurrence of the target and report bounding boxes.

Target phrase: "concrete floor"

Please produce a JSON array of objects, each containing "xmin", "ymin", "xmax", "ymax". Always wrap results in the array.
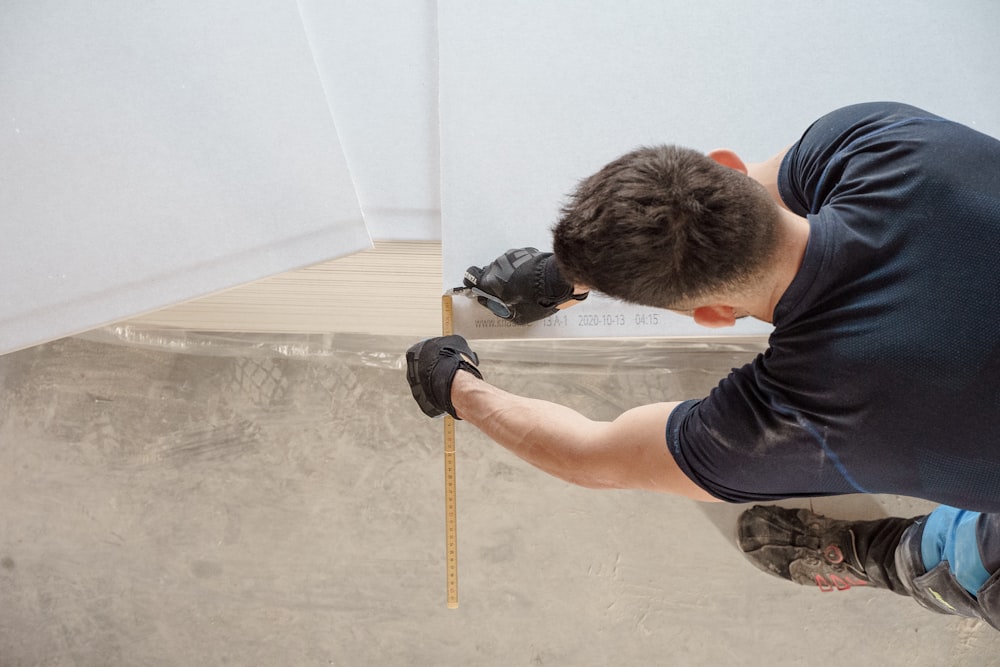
[{"xmin": 2, "ymin": 332, "xmax": 999, "ymax": 666}]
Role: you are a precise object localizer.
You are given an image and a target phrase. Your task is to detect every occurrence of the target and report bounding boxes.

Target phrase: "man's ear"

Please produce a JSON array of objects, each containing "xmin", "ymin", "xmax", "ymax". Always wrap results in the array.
[
  {"xmin": 692, "ymin": 305, "xmax": 737, "ymax": 328},
  {"xmin": 707, "ymin": 149, "xmax": 748, "ymax": 175}
]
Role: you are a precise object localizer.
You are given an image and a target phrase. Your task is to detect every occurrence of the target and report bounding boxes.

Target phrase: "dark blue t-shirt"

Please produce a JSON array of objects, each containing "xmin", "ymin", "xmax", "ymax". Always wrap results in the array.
[{"xmin": 667, "ymin": 102, "xmax": 1000, "ymax": 511}]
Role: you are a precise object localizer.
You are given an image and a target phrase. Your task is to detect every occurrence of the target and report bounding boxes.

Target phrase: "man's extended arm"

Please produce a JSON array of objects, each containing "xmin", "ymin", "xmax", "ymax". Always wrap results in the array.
[{"xmin": 450, "ymin": 371, "xmax": 718, "ymax": 500}]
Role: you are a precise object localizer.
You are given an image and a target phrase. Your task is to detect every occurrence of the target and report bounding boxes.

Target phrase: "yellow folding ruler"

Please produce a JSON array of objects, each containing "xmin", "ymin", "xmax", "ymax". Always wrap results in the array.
[{"xmin": 441, "ymin": 294, "xmax": 459, "ymax": 609}]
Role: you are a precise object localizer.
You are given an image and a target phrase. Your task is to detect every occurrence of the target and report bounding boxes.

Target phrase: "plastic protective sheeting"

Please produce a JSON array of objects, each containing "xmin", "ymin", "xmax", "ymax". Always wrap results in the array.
[{"xmin": 80, "ymin": 323, "xmax": 768, "ymax": 373}]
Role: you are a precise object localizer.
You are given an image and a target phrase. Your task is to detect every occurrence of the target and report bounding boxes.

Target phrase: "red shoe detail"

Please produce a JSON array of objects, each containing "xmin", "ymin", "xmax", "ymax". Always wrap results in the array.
[
  {"xmin": 815, "ymin": 573, "xmax": 869, "ymax": 592},
  {"xmin": 823, "ymin": 545, "xmax": 844, "ymax": 564},
  {"xmin": 815, "ymin": 574, "xmax": 834, "ymax": 592}
]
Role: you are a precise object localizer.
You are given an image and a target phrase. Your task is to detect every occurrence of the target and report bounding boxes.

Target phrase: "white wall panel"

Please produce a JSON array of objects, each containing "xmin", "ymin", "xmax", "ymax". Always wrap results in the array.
[
  {"xmin": 298, "ymin": 0, "xmax": 440, "ymax": 241},
  {"xmin": 0, "ymin": 0, "xmax": 368, "ymax": 355}
]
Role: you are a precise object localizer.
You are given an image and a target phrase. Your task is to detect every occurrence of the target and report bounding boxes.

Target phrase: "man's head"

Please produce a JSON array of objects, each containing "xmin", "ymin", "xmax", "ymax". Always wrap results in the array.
[{"xmin": 551, "ymin": 145, "xmax": 781, "ymax": 311}]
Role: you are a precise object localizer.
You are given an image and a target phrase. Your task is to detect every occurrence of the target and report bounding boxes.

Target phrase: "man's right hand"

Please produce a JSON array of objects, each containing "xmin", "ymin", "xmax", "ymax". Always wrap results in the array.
[
  {"xmin": 463, "ymin": 248, "xmax": 588, "ymax": 325},
  {"xmin": 405, "ymin": 335, "xmax": 483, "ymax": 419}
]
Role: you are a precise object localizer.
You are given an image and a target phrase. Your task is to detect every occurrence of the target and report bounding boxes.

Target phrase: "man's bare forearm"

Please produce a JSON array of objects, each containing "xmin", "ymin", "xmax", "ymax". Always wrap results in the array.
[
  {"xmin": 451, "ymin": 370, "xmax": 619, "ymax": 488},
  {"xmin": 450, "ymin": 371, "xmax": 716, "ymax": 499}
]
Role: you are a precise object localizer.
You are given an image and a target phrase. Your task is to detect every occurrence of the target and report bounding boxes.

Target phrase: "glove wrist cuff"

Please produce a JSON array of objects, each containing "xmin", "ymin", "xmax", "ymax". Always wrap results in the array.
[
  {"xmin": 445, "ymin": 361, "xmax": 483, "ymax": 420},
  {"xmin": 538, "ymin": 255, "xmax": 586, "ymax": 307}
]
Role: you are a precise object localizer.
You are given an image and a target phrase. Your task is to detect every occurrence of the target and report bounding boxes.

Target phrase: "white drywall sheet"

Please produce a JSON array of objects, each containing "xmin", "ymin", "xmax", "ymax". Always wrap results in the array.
[
  {"xmin": 439, "ymin": 0, "xmax": 1000, "ymax": 340},
  {"xmin": 298, "ymin": 0, "xmax": 440, "ymax": 241},
  {"xmin": 0, "ymin": 0, "xmax": 368, "ymax": 355}
]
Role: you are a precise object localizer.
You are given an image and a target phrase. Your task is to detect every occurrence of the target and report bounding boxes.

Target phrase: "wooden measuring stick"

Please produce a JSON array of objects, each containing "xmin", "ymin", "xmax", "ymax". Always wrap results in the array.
[{"xmin": 441, "ymin": 294, "xmax": 459, "ymax": 608}]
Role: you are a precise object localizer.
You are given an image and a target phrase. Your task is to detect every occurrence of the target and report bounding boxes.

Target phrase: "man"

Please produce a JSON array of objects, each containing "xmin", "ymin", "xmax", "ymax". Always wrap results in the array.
[{"xmin": 405, "ymin": 102, "xmax": 1000, "ymax": 626}]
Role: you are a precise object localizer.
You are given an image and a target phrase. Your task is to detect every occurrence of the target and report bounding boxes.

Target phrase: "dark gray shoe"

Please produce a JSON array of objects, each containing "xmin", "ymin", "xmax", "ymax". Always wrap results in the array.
[{"xmin": 738, "ymin": 505, "xmax": 917, "ymax": 593}]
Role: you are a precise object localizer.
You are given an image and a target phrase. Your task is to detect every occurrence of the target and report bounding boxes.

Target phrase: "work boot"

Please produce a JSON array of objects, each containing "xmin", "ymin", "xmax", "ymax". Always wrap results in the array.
[{"xmin": 737, "ymin": 505, "xmax": 917, "ymax": 594}]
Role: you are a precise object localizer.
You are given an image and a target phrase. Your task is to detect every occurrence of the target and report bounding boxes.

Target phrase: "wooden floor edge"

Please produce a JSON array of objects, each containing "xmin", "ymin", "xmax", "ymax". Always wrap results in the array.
[{"xmin": 126, "ymin": 240, "xmax": 443, "ymax": 337}]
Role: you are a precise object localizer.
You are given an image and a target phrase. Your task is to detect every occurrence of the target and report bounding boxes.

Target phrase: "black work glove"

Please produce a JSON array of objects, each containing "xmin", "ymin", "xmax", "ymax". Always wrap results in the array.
[
  {"xmin": 406, "ymin": 335, "xmax": 483, "ymax": 419},
  {"xmin": 463, "ymin": 247, "xmax": 588, "ymax": 324}
]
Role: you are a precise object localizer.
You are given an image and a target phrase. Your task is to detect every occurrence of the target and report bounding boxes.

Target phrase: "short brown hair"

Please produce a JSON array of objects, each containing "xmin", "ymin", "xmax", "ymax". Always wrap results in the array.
[{"xmin": 552, "ymin": 145, "xmax": 780, "ymax": 309}]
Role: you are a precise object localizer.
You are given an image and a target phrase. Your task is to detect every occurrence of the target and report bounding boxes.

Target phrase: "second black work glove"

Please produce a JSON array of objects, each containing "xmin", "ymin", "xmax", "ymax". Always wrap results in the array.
[{"xmin": 463, "ymin": 247, "xmax": 588, "ymax": 325}]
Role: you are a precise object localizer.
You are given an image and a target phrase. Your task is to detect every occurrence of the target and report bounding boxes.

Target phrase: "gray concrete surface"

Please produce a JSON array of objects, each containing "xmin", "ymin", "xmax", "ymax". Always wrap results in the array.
[{"xmin": 1, "ymin": 333, "xmax": 998, "ymax": 666}]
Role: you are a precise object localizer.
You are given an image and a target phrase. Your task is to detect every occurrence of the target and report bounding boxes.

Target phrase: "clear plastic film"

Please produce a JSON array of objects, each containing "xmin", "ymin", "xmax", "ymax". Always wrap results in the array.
[
  {"xmin": 78, "ymin": 324, "xmax": 398, "ymax": 364},
  {"xmin": 74, "ymin": 324, "xmax": 768, "ymax": 416},
  {"xmin": 79, "ymin": 323, "xmax": 767, "ymax": 372}
]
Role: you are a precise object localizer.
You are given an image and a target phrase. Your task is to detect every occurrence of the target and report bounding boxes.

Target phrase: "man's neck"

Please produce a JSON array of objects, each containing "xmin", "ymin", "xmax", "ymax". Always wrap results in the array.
[
  {"xmin": 746, "ymin": 149, "xmax": 794, "ymax": 213},
  {"xmin": 747, "ymin": 207, "xmax": 811, "ymax": 323}
]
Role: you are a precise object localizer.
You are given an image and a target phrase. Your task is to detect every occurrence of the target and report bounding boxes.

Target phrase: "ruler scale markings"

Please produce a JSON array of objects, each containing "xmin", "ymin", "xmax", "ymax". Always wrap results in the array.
[{"xmin": 442, "ymin": 294, "xmax": 459, "ymax": 609}]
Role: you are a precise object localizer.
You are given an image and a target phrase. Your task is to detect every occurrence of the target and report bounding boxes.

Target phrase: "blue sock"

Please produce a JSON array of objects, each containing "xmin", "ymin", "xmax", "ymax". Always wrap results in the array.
[{"xmin": 921, "ymin": 506, "xmax": 991, "ymax": 596}]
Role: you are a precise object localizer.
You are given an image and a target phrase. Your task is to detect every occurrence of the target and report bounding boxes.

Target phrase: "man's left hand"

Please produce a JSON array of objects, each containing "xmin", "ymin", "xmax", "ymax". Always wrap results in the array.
[{"xmin": 463, "ymin": 247, "xmax": 588, "ymax": 324}]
